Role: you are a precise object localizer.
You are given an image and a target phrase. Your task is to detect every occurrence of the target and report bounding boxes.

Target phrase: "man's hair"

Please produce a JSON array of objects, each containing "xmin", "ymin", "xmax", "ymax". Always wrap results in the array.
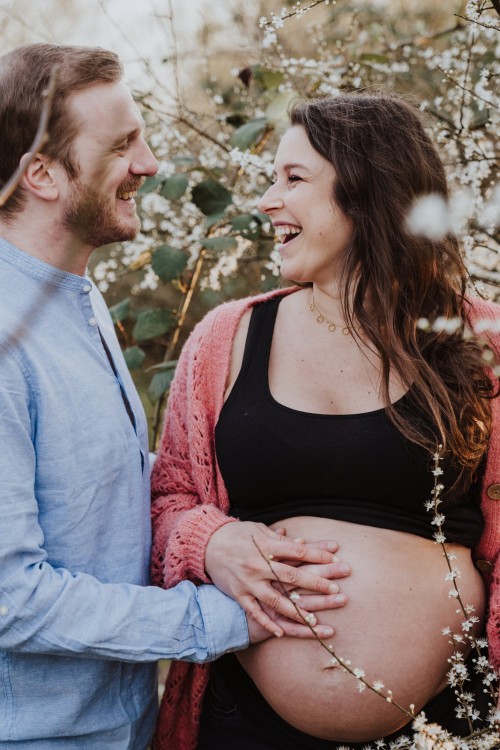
[{"xmin": 0, "ymin": 43, "xmax": 123, "ymax": 216}]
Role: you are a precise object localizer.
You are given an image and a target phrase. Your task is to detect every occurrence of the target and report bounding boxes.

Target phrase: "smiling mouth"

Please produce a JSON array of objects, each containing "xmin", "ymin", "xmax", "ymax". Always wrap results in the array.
[
  {"xmin": 117, "ymin": 190, "xmax": 138, "ymax": 201},
  {"xmin": 275, "ymin": 225, "xmax": 302, "ymax": 244}
]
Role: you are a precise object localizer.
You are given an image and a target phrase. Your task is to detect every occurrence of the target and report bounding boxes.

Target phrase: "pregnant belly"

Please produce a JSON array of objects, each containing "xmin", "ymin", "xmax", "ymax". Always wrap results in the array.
[{"xmin": 237, "ymin": 517, "xmax": 486, "ymax": 742}]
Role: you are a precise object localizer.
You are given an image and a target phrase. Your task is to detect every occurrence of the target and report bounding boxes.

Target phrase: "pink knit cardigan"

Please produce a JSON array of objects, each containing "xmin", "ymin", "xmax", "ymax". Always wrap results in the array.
[{"xmin": 150, "ymin": 288, "xmax": 500, "ymax": 750}]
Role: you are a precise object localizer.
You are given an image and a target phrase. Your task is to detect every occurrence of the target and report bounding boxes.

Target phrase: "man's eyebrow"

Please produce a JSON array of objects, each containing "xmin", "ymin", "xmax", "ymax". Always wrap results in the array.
[{"xmin": 110, "ymin": 126, "xmax": 143, "ymax": 147}]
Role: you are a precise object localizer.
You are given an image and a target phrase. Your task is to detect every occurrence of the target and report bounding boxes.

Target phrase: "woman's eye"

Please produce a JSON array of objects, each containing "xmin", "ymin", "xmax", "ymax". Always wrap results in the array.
[{"xmin": 288, "ymin": 174, "xmax": 302, "ymax": 183}]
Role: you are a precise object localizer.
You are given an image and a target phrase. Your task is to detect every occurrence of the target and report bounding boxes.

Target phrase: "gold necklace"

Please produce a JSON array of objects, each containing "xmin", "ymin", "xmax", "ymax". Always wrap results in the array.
[{"xmin": 309, "ymin": 291, "xmax": 356, "ymax": 336}]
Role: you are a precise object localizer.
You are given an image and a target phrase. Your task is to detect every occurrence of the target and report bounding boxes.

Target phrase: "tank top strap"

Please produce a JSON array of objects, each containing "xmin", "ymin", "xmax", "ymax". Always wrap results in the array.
[{"xmin": 238, "ymin": 296, "xmax": 281, "ymax": 388}]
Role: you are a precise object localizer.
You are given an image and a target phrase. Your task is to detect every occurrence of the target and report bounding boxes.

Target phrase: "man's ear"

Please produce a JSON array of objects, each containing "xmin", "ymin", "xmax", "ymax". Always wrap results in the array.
[{"xmin": 21, "ymin": 153, "xmax": 60, "ymax": 201}]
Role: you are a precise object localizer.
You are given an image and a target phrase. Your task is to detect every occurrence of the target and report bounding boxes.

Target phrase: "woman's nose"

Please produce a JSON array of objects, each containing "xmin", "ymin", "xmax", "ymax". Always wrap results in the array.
[{"xmin": 257, "ymin": 183, "xmax": 284, "ymax": 214}]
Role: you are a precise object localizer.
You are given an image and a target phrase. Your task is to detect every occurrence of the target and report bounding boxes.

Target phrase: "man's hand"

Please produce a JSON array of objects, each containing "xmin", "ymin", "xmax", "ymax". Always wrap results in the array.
[
  {"xmin": 205, "ymin": 521, "xmax": 350, "ymax": 636},
  {"xmin": 247, "ymin": 602, "xmax": 335, "ymax": 644}
]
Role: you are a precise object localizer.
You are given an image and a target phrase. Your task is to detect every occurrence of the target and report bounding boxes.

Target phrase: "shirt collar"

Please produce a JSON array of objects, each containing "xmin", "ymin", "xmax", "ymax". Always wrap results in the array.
[{"xmin": 0, "ymin": 237, "xmax": 89, "ymax": 291}]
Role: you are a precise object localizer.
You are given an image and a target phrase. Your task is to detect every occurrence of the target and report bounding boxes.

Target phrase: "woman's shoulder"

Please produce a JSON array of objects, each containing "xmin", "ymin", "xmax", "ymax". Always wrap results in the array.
[
  {"xmin": 465, "ymin": 295, "xmax": 500, "ymax": 355},
  {"xmin": 192, "ymin": 286, "xmax": 298, "ymax": 340},
  {"xmin": 466, "ymin": 295, "xmax": 500, "ymax": 325}
]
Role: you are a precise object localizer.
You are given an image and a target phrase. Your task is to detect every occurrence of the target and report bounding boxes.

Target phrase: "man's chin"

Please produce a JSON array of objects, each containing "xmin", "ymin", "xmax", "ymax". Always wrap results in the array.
[{"xmin": 86, "ymin": 220, "xmax": 140, "ymax": 248}]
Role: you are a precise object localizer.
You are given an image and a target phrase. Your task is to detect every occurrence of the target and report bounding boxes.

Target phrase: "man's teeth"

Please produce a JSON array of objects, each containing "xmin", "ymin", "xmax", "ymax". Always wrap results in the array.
[
  {"xmin": 118, "ymin": 190, "xmax": 137, "ymax": 200},
  {"xmin": 275, "ymin": 226, "xmax": 301, "ymax": 237}
]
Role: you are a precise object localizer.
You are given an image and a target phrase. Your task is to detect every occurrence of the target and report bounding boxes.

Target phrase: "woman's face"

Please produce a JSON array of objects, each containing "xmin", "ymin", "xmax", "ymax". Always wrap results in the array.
[{"xmin": 258, "ymin": 125, "xmax": 353, "ymax": 286}]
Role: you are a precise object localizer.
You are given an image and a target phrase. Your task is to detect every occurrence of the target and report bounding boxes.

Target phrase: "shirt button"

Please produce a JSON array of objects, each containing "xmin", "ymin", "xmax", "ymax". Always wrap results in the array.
[
  {"xmin": 486, "ymin": 484, "xmax": 500, "ymax": 501},
  {"xmin": 475, "ymin": 559, "xmax": 494, "ymax": 574},
  {"xmin": 83, "ymin": 284, "xmax": 92, "ymax": 293},
  {"xmin": 89, "ymin": 317, "xmax": 97, "ymax": 327},
  {"xmin": 0, "ymin": 605, "xmax": 8, "ymax": 616}
]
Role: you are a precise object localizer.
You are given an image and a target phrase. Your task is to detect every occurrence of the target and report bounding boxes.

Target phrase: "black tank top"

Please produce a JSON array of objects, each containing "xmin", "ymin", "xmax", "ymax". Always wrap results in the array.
[{"xmin": 215, "ymin": 296, "xmax": 483, "ymax": 547}]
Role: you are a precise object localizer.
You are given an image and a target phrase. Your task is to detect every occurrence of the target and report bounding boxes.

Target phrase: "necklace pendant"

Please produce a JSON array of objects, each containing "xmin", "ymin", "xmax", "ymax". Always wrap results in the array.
[
  {"xmin": 327, "ymin": 322, "xmax": 337, "ymax": 332},
  {"xmin": 316, "ymin": 314, "xmax": 324, "ymax": 324},
  {"xmin": 342, "ymin": 326, "xmax": 350, "ymax": 336}
]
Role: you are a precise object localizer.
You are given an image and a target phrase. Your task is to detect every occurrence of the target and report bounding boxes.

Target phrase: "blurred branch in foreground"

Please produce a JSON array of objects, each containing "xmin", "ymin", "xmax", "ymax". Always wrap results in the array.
[{"xmin": 0, "ymin": 64, "xmax": 58, "ymax": 208}]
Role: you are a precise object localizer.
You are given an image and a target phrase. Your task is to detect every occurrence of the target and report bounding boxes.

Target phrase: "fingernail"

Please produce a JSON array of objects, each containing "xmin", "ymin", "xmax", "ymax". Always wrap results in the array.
[
  {"xmin": 318, "ymin": 626, "xmax": 334, "ymax": 637},
  {"xmin": 340, "ymin": 563, "xmax": 350, "ymax": 575},
  {"xmin": 294, "ymin": 537, "xmax": 305, "ymax": 543},
  {"xmin": 326, "ymin": 542, "xmax": 337, "ymax": 550},
  {"xmin": 332, "ymin": 555, "xmax": 339, "ymax": 562},
  {"xmin": 329, "ymin": 583, "xmax": 339, "ymax": 593},
  {"xmin": 274, "ymin": 631, "xmax": 282, "ymax": 638},
  {"xmin": 334, "ymin": 594, "xmax": 346, "ymax": 605}
]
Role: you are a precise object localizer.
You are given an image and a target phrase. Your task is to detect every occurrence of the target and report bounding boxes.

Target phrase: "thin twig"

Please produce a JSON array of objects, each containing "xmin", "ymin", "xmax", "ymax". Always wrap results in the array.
[
  {"xmin": 0, "ymin": 64, "xmax": 59, "ymax": 208},
  {"xmin": 437, "ymin": 66, "xmax": 499, "ymax": 111},
  {"xmin": 455, "ymin": 13, "xmax": 500, "ymax": 31},
  {"xmin": 151, "ymin": 248, "xmax": 207, "ymax": 445}
]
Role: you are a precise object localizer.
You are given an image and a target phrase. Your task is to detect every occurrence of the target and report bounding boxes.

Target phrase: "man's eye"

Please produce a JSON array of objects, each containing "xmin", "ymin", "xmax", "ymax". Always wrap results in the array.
[{"xmin": 115, "ymin": 143, "xmax": 128, "ymax": 153}]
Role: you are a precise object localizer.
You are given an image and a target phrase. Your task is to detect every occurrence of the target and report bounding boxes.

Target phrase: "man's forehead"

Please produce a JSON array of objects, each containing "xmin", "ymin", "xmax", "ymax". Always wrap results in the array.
[{"xmin": 68, "ymin": 81, "xmax": 144, "ymax": 137}]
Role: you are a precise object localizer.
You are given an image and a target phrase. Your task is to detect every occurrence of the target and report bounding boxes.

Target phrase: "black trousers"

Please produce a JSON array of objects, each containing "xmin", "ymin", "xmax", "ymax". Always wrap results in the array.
[{"xmin": 197, "ymin": 662, "xmax": 494, "ymax": 750}]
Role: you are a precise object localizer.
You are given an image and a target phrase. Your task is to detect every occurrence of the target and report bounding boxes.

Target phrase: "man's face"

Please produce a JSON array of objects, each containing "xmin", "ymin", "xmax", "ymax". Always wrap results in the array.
[{"xmin": 61, "ymin": 81, "xmax": 158, "ymax": 248}]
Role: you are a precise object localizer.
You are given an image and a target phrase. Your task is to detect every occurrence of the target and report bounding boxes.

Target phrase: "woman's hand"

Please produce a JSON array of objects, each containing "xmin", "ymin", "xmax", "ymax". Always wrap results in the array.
[{"xmin": 205, "ymin": 521, "xmax": 350, "ymax": 635}]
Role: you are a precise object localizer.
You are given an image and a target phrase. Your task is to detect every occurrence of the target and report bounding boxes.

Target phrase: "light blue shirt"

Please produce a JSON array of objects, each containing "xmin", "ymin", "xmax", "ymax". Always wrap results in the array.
[{"xmin": 0, "ymin": 239, "xmax": 248, "ymax": 749}]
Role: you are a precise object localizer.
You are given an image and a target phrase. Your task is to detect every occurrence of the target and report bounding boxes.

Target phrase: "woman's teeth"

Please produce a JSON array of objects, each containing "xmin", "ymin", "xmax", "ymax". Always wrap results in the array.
[{"xmin": 275, "ymin": 226, "xmax": 301, "ymax": 243}]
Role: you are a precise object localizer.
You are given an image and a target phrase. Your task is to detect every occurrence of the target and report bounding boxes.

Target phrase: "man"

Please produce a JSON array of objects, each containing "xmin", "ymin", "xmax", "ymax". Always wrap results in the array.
[{"xmin": 0, "ymin": 45, "xmax": 339, "ymax": 748}]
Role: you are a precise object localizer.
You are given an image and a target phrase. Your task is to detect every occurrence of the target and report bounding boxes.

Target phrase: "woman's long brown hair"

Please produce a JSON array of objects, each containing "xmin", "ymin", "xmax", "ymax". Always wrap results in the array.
[{"xmin": 290, "ymin": 93, "xmax": 496, "ymax": 492}]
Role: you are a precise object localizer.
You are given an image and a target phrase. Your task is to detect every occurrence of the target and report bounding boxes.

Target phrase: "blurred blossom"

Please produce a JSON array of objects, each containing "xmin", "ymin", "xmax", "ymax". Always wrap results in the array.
[
  {"xmin": 406, "ymin": 194, "xmax": 450, "ymax": 240},
  {"xmin": 448, "ymin": 189, "xmax": 474, "ymax": 235},
  {"xmin": 479, "ymin": 183, "xmax": 500, "ymax": 229}
]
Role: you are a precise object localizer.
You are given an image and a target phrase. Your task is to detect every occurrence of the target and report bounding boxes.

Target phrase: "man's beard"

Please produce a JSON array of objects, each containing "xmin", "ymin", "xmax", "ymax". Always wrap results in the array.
[{"xmin": 62, "ymin": 179, "xmax": 141, "ymax": 248}]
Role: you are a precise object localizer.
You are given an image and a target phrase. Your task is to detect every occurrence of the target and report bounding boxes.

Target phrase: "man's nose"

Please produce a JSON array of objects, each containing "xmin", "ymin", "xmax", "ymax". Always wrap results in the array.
[{"xmin": 131, "ymin": 139, "xmax": 158, "ymax": 177}]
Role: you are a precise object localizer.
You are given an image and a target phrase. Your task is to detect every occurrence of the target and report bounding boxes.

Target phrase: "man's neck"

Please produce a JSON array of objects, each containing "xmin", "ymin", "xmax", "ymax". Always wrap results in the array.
[{"xmin": 0, "ymin": 218, "xmax": 91, "ymax": 277}]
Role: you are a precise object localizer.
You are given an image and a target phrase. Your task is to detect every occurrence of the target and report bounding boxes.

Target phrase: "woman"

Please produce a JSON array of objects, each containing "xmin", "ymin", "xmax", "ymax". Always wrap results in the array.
[{"xmin": 150, "ymin": 93, "xmax": 500, "ymax": 750}]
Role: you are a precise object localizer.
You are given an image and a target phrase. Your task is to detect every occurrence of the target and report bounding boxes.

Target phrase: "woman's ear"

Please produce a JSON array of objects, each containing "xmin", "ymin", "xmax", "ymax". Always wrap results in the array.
[{"xmin": 21, "ymin": 153, "xmax": 60, "ymax": 202}]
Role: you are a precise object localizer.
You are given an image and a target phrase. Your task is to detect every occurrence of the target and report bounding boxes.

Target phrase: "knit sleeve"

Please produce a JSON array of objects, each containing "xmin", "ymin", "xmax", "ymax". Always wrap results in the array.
[
  {"xmin": 469, "ymin": 298, "xmax": 500, "ymax": 669},
  {"xmin": 150, "ymin": 318, "xmax": 237, "ymax": 589}
]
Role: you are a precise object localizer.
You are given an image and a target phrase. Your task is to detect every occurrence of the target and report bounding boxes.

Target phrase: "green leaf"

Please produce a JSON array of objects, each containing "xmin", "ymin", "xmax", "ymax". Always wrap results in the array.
[
  {"xmin": 204, "ymin": 212, "xmax": 226, "ymax": 230},
  {"xmin": 109, "ymin": 298, "xmax": 130, "ymax": 324},
  {"xmin": 171, "ymin": 155, "xmax": 197, "ymax": 166},
  {"xmin": 260, "ymin": 69, "xmax": 285, "ymax": 90},
  {"xmin": 145, "ymin": 359, "xmax": 178, "ymax": 373},
  {"xmin": 148, "ymin": 369, "xmax": 176, "ymax": 403},
  {"xmin": 132, "ymin": 309, "xmax": 175, "ymax": 341},
  {"xmin": 230, "ymin": 117, "xmax": 267, "ymax": 149},
  {"xmin": 200, "ymin": 237, "xmax": 238, "ymax": 252},
  {"xmin": 265, "ymin": 91, "xmax": 296, "ymax": 127},
  {"xmin": 359, "ymin": 53, "xmax": 389, "ymax": 64},
  {"xmin": 138, "ymin": 175, "xmax": 166, "ymax": 194},
  {"xmin": 251, "ymin": 66, "xmax": 284, "ymax": 90},
  {"xmin": 230, "ymin": 214, "xmax": 261, "ymax": 239},
  {"xmin": 123, "ymin": 346, "xmax": 146, "ymax": 370},
  {"xmin": 191, "ymin": 179, "xmax": 232, "ymax": 216},
  {"xmin": 230, "ymin": 214, "xmax": 255, "ymax": 230},
  {"xmin": 160, "ymin": 174, "xmax": 189, "ymax": 201},
  {"xmin": 151, "ymin": 245, "xmax": 189, "ymax": 282}
]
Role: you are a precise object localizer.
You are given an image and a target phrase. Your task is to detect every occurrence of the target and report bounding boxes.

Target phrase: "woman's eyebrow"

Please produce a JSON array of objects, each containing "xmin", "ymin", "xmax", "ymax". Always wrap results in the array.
[
  {"xmin": 272, "ymin": 162, "xmax": 310, "ymax": 177},
  {"xmin": 282, "ymin": 162, "xmax": 309, "ymax": 171}
]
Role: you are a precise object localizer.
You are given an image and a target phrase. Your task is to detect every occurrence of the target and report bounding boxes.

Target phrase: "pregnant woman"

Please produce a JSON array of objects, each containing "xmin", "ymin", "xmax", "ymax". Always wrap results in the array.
[{"xmin": 150, "ymin": 93, "xmax": 500, "ymax": 750}]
